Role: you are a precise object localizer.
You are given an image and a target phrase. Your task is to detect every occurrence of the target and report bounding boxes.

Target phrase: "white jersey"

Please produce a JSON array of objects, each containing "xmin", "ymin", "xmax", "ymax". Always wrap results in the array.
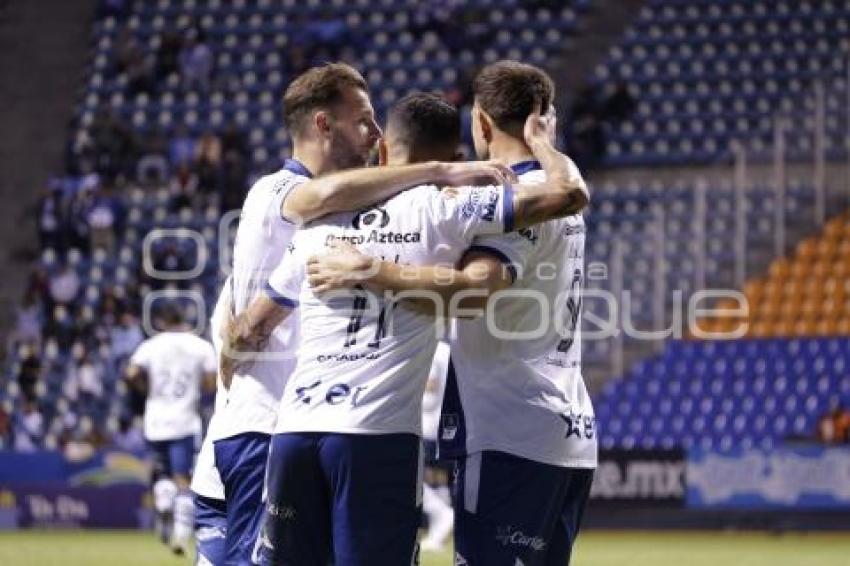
[
  {"xmin": 131, "ymin": 331, "xmax": 216, "ymax": 442},
  {"xmin": 440, "ymin": 162, "xmax": 597, "ymax": 468},
  {"xmin": 209, "ymin": 160, "xmax": 308, "ymax": 442},
  {"xmin": 423, "ymin": 341, "xmax": 450, "ymax": 442},
  {"xmin": 191, "ymin": 285, "xmax": 229, "ymax": 500},
  {"xmin": 267, "ymin": 183, "xmax": 514, "ymax": 436}
]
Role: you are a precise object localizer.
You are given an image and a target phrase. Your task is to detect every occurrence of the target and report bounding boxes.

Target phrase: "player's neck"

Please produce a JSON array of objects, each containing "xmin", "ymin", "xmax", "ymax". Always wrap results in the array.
[
  {"xmin": 290, "ymin": 147, "xmax": 327, "ymax": 177},
  {"xmin": 487, "ymin": 135, "xmax": 534, "ymax": 168}
]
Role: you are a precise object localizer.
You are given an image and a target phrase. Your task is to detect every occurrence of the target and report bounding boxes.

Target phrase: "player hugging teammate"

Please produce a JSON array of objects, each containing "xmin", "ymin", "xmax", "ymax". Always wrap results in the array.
[{"xmin": 132, "ymin": 58, "xmax": 595, "ymax": 566}]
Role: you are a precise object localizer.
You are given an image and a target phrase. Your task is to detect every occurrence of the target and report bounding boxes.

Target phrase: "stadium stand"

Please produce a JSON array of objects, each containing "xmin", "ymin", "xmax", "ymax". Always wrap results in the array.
[
  {"xmin": 594, "ymin": 337, "xmax": 850, "ymax": 451},
  {"xmin": 0, "ymin": 0, "xmax": 594, "ymax": 452},
  {"xmin": 587, "ymin": 0, "xmax": 850, "ymax": 166}
]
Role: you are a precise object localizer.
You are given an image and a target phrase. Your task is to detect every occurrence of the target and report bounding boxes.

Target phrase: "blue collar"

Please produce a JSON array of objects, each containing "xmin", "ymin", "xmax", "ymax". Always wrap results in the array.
[
  {"xmin": 510, "ymin": 160, "xmax": 542, "ymax": 175},
  {"xmin": 283, "ymin": 158, "xmax": 314, "ymax": 178}
]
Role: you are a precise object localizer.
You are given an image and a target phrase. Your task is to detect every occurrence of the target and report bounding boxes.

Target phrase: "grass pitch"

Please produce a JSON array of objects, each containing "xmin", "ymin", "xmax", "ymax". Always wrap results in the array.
[{"xmin": 0, "ymin": 530, "xmax": 848, "ymax": 565}]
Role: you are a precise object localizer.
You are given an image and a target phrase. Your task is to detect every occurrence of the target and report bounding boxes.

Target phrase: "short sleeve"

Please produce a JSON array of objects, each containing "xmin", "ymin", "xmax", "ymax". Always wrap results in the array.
[
  {"xmin": 424, "ymin": 184, "xmax": 514, "ymax": 244},
  {"xmin": 266, "ymin": 241, "xmax": 303, "ymax": 308},
  {"xmin": 199, "ymin": 339, "xmax": 217, "ymax": 373},
  {"xmin": 274, "ymin": 174, "xmax": 309, "ymax": 225},
  {"xmin": 467, "ymin": 226, "xmax": 538, "ymax": 283},
  {"xmin": 129, "ymin": 340, "xmax": 152, "ymax": 370}
]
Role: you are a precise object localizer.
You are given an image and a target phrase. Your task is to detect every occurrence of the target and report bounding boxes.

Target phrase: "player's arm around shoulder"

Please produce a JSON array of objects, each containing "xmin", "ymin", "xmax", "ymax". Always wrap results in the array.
[
  {"xmin": 510, "ymin": 107, "xmax": 590, "ymax": 230},
  {"xmin": 281, "ymin": 161, "xmax": 515, "ymax": 225}
]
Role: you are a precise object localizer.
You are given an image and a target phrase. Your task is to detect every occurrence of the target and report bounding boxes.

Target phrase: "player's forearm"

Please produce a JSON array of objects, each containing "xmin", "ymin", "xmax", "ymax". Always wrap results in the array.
[
  {"xmin": 512, "ymin": 141, "xmax": 589, "ymax": 230},
  {"xmin": 282, "ymin": 162, "xmax": 447, "ymax": 224},
  {"xmin": 365, "ymin": 260, "xmax": 502, "ymax": 318}
]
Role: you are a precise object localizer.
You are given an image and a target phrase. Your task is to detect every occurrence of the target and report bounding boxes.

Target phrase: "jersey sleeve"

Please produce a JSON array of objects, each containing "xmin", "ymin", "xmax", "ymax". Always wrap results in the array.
[
  {"xmin": 467, "ymin": 226, "xmax": 538, "ymax": 283},
  {"xmin": 423, "ymin": 183, "xmax": 515, "ymax": 244},
  {"xmin": 266, "ymin": 240, "xmax": 303, "ymax": 308},
  {"xmin": 274, "ymin": 174, "xmax": 309, "ymax": 224},
  {"xmin": 199, "ymin": 339, "xmax": 217, "ymax": 374},
  {"xmin": 129, "ymin": 340, "xmax": 152, "ymax": 370}
]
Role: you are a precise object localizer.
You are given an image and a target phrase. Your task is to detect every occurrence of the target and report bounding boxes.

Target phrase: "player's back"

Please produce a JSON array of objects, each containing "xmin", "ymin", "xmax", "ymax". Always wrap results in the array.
[
  {"xmin": 217, "ymin": 160, "xmax": 308, "ymax": 439},
  {"xmin": 134, "ymin": 331, "xmax": 215, "ymax": 442},
  {"xmin": 442, "ymin": 165, "xmax": 597, "ymax": 468},
  {"xmin": 269, "ymin": 183, "xmax": 511, "ymax": 437}
]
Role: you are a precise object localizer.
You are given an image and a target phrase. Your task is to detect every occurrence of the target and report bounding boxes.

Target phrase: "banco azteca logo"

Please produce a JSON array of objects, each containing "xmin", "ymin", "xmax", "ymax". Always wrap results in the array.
[{"xmin": 352, "ymin": 206, "xmax": 390, "ymax": 229}]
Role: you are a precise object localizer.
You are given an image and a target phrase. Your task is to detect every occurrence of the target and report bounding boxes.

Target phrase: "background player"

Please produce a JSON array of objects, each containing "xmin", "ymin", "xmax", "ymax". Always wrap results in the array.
[
  {"xmin": 224, "ymin": 92, "xmax": 587, "ymax": 565},
  {"xmin": 420, "ymin": 340, "xmax": 454, "ymax": 552},
  {"xmin": 125, "ymin": 302, "xmax": 216, "ymax": 556},
  {"xmin": 307, "ymin": 60, "xmax": 596, "ymax": 566}
]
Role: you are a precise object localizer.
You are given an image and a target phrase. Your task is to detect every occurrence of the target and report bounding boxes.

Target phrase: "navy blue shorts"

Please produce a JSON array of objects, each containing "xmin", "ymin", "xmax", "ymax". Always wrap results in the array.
[
  {"xmin": 453, "ymin": 450, "xmax": 593, "ymax": 566},
  {"xmin": 148, "ymin": 435, "xmax": 196, "ymax": 478},
  {"xmin": 213, "ymin": 432, "xmax": 271, "ymax": 566},
  {"xmin": 256, "ymin": 432, "xmax": 422, "ymax": 566},
  {"xmin": 195, "ymin": 494, "xmax": 227, "ymax": 565}
]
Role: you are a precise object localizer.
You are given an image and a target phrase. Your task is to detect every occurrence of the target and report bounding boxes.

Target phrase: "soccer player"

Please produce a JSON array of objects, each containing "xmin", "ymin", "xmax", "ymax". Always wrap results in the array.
[
  {"xmin": 224, "ymin": 91, "xmax": 587, "ymax": 565},
  {"xmin": 125, "ymin": 302, "xmax": 217, "ymax": 556},
  {"xmin": 420, "ymin": 340, "xmax": 454, "ymax": 552},
  {"xmin": 201, "ymin": 62, "xmax": 512, "ymax": 565},
  {"xmin": 308, "ymin": 61, "xmax": 597, "ymax": 566},
  {"xmin": 191, "ymin": 286, "xmax": 230, "ymax": 565}
]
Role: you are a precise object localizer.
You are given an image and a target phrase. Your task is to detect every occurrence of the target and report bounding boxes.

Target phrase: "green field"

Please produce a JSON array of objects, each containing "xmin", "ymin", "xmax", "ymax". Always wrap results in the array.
[{"xmin": 1, "ymin": 530, "xmax": 849, "ymax": 565}]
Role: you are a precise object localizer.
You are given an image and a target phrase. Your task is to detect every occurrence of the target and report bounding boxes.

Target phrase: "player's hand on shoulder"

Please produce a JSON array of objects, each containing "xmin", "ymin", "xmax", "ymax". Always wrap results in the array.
[{"xmin": 307, "ymin": 241, "xmax": 375, "ymax": 295}]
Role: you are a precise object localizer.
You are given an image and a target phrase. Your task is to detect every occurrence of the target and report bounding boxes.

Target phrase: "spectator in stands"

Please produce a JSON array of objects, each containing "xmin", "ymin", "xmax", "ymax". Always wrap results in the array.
[
  {"xmin": 45, "ymin": 304, "xmax": 78, "ymax": 352},
  {"xmin": 0, "ymin": 403, "xmax": 11, "ymax": 449},
  {"xmin": 37, "ymin": 180, "xmax": 66, "ymax": 252},
  {"xmin": 16, "ymin": 344, "xmax": 42, "ymax": 403},
  {"xmin": 169, "ymin": 126, "xmax": 196, "ymax": 167},
  {"xmin": 169, "ymin": 163, "xmax": 198, "ymax": 211},
  {"xmin": 179, "ymin": 28, "xmax": 213, "ymax": 91},
  {"xmin": 110, "ymin": 312, "xmax": 144, "ymax": 369},
  {"xmin": 818, "ymin": 406, "xmax": 850, "ymax": 443},
  {"xmin": 136, "ymin": 130, "xmax": 171, "ymax": 186},
  {"xmin": 220, "ymin": 149, "xmax": 249, "ymax": 212},
  {"xmin": 87, "ymin": 178, "xmax": 126, "ymax": 254},
  {"xmin": 48, "ymin": 265, "xmax": 81, "ymax": 307},
  {"xmin": 112, "ymin": 415, "xmax": 146, "ymax": 453},
  {"xmin": 194, "ymin": 130, "xmax": 223, "ymax": 197},
  {"xmin": 601, "ymin": 81, "xmax": 636, "ymax": 123},
  {"xmin": 90, "ymin": 109, "xmax": 135, "ymax": 177},
  {"xmin": 13, "ymin": 400, "xmax": 45, "ymax": 452},
  {"xmin": 8, "ymin": 290, "xmax": 43, "ymax": 352},
  {"xmin": 77, "ymin": 350, "xmax": 105, "ymax": 410},
  {"xmin": 156, "ymin": 30, "xmax": 183, "ymax": 81}
]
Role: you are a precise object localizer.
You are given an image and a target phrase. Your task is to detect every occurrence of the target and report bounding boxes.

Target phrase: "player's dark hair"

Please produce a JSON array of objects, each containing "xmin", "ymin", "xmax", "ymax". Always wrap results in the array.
[
  {"xmin": 473, "ymin": 60, "xmax": 555, "ymax": 133},
  {"xmin": 157, "ymin": 302, "xmax": 184, "ymax": 327},
  {"xmin": 387, "ymin": 92, "xmax": 460, "ymax": 156},
  {"xmin": 283, "ymin": 63, "xmax": 369, "ymax": 139}
]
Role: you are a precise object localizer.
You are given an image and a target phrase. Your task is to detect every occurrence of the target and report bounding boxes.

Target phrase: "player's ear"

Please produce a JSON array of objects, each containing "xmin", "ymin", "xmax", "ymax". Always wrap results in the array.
[
  {"xmin": 377, "ymin": 139, "xmax": 389, "ymax": 166},
  {"xmin": 314, "ymin": 110, "xmax": 332, "ymax": 137},
  {"xmin": 476, "ymin": 107, "xmax": 494, "ymax": 144}
]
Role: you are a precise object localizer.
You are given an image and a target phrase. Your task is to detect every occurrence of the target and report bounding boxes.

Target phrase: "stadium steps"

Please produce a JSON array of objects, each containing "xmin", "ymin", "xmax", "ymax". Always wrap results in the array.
[
  {"xmin": 0, "ymin": 0, "xmax": 93, "ymax": 343},
  {"xmin": 549, "ymin": 0, "xmax": 647, "ymax": 100}
]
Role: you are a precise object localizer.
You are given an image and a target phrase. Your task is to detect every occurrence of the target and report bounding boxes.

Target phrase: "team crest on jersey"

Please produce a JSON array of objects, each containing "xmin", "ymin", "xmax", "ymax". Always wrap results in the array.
[
  {"xmin": 460, "ymin": 187, "xmax": 500, "ymax": 222},
  {"xmin": 353, "ymin": 206, "xmax": 390, "ymax": 229},
  {"xmin": 454, "ymin": 552, "xmax": 469, "ymax": 565}
]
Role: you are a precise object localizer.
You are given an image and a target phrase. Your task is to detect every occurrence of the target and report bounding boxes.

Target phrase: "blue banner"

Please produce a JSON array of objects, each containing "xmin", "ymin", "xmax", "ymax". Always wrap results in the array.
[
  {"xmin": 687, "ymin": 445, "xmax": 850, "ymax": 509},
  {"xmin": 0, "ymin": 450, "xmax": 148, "ymax": 487},
  {"xmin": 0, "ymin": 484, "xmax": 152, "ymax": 529}
]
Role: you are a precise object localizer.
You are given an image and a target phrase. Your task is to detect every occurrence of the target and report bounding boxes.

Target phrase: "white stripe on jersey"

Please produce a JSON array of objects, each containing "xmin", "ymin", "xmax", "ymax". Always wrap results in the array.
[{"xmin": 268, "ymin": 183, "xmax": 513, "ymax": 436}]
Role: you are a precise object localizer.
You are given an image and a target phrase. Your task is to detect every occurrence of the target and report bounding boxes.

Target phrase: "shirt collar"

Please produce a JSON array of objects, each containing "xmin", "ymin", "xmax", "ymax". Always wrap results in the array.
[
  {"xmin": 509, "ymin": 160, "xmax": 542, "ymax": 175},
  {"xmin": 282, "ymin": 158, "xmax": 314, "ymax": 179}
]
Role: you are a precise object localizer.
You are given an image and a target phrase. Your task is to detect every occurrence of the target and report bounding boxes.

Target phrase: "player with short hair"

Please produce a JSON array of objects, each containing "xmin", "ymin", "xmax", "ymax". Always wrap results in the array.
[
  {"xmin": 197, "ymin": 63, "xmax": 512, "ymax": 565},
  {"xmin": 224, "ymin": 91, "xmax": 587, "ymax": 565},
  {"xmin": 308, "ymin": 60, "xmax": 598, "ymax": 566},
  {"xmin": 125, "ymin": 302, "xmax": 216, "ymax": 556}
]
